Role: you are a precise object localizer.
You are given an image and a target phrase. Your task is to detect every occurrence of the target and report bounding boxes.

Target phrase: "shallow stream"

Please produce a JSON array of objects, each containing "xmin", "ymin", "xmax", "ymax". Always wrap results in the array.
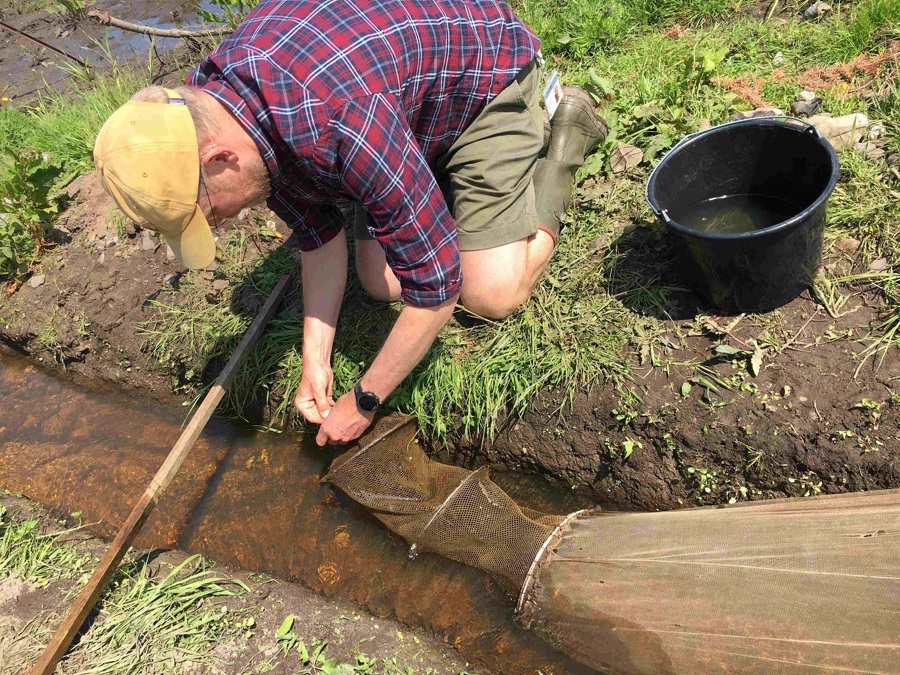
[{"xmin": 0, "ymin": 351, "xmax": 595, "ymax": 674}]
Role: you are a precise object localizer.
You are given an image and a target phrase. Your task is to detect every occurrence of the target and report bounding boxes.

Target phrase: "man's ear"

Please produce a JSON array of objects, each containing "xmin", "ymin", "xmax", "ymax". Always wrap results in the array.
[{"xmin": 200, "ymin": 146, "xmax": 240, "ymax": 168}]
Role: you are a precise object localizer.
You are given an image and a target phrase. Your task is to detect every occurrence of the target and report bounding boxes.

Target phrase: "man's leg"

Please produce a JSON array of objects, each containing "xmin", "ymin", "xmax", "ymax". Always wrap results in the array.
[
  {"xmin": 352, "ymin": 203, "xmax": 402, "ymax": 302},
  {"xmin": 457, "ymin": 80, "xmax": 607, "ymax": 319},
  {"xmin": 459, "ymin": 228, "xmax": 554, "ymax": 320},
  {"xmin": 532, "ymin": 87, "xmax": 608, "ymax": 245}
]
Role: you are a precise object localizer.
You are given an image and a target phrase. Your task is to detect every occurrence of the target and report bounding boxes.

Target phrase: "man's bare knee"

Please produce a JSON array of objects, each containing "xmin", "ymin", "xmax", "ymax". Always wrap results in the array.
[
  {"xmin": 460, "ymin": 285, "xmax": 528, "ymax": 319},
  {"xmin": 355, "ymin": 241, "xmax": 402, "ymax": 302},
  {"xmin": 356, "ymin": 263, "xmax": 401, "ymax": 302}
]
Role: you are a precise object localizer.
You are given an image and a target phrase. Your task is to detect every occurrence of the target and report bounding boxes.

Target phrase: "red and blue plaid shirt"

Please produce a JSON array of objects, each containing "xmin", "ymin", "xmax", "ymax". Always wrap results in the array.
[{"xmin": 187, "ymin": 0, "xmax": 539, "ymax": 307}]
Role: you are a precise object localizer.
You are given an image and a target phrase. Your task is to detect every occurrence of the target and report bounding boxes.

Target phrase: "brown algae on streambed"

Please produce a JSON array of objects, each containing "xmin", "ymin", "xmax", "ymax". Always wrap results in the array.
[{"xmin": 0, "ymin": 352, "xmax": 594, "ymax": 675}]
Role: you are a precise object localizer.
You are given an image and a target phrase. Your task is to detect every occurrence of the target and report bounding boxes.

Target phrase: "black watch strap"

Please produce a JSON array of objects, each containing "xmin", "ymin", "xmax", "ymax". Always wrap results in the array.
[{"xmin": 353, "ymin": 382, "xmax": 381, "ymax": 413}]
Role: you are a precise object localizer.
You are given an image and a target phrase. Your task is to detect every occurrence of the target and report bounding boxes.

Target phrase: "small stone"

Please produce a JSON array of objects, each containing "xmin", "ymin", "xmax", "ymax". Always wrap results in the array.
[
  {"xmin": 697, "ymin": 118, "xmax": 712, "ymax": 132},
  {"xmin": 772, "ymin": 51, "xmax": 784, "ymax": 66},
  {"xmin": 869, "ymin": 257, "xmax": 889, "ymax": 272},
  {"xmin": 796, "ymin": 90, "xmax": 817, "ymax": 103},
  {"xmin": 835, "ymin": 237, "xmax": 860, "ymax": 253},
  {"xmin": 163, "ymin": 273, "xmax": 180, "ymax": 289},
  {"xmin": 808, "ymin": 113, "xmax": 868, "ymax": 150},
  {"xmin": 887, "ymin": 153, "xmax": 899, "ymax": 166},
  {"xmin": 29, "ymin": 274, "xmax": 45, "ymax": 288},
  {"xmin": 802, "ymin": 1, "xmax": 831, "ymax": 20},
  {"xmin": 165, "ymin": 245, "xmax": 176, "ymax": 261},
  {"xmin": 141, "ymin": 229, "xmax": 158, "ymax": 251},
  {"xmin": 205, "ymin": 260, "xmax": 221, "ymax": 272},
  {"xmin": 237, "ymin": 208, "xmax": 252, "ymax": 222},
  {"xmin": 99, "ymin": 252, "xmax": 106, "ymax": 265},
  {"xmin": 790, "ymin": 97, "xmax": 823, "ymax": 117},
  {"xmin": 867, "ymin": 122, "xmax": 884, "ymax": 140},
  {"xmin": 211, "ymin": 279, "xmax": 229, "ymax": 291},
  {"xmin": 731, "ymin": 108, "xmax": 785, "ymax": 121},
  {"xmin": 201, "ymin": 271, "xmax": 215, "ymax": 281}
]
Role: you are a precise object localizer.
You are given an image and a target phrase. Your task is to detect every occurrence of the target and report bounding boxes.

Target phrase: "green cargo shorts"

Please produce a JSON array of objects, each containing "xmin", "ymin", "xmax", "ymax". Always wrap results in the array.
[{"xmin": 352, "ymin": 58, "xmax": 543, "ymax": 251}]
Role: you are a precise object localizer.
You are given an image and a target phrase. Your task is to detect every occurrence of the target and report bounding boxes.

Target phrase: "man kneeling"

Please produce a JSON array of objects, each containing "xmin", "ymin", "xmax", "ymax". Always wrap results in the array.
[{"xmin": 93, "ymin": 0, "xmax": 606, "ymax": 446}]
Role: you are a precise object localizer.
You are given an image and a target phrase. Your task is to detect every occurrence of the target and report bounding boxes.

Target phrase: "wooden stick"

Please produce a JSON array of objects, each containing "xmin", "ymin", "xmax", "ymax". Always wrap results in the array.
[
  {"xmin": 30, "ymin": 274, "xmax": 291, "ymax": 675},
  {"xmin": 0, "ymin": 19, "xmax": 90, "ymax": 69},
  {"xmin": 86, "ymin": 10, "xmax": 233, "ymax": 39}
]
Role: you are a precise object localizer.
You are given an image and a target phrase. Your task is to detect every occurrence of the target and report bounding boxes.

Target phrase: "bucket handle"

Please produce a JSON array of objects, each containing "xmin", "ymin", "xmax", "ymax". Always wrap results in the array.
[{"xmin": 645, "ymin": 116, "xmax": 821, "ymax": 218}]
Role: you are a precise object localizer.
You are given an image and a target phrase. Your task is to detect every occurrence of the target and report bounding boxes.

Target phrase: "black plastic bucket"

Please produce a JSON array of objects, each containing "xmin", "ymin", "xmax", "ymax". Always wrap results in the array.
[{"xmin": 645, "ymin": 117, "xmax": 840, "ymax": 313}]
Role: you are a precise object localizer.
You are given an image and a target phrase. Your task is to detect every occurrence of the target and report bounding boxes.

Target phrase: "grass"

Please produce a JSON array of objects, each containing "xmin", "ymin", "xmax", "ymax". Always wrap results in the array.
[
  {"xmin": 61, "ymin": 555, "xmax": 247, "ymax": 674},
  {"xmin": 0, "ymin": 504, "xmax": 90, "ymax": 583},
  {"xmin": 0, "ymin": 499, "xmax": 249, "ymax": 674},
  {"xmin": 141, "ymin": 198, "xmax": 633, "ymax": 442}
]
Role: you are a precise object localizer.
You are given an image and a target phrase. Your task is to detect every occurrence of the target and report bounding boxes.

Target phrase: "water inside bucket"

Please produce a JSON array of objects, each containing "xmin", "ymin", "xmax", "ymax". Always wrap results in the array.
[{"xmin": 672, "ymin": 194, "xmax": 801, "ymax": 235}]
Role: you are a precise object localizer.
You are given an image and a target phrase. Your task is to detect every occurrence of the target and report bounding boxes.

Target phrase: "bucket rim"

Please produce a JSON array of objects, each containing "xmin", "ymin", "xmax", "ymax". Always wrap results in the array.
[{"xmin": 645, "ymin": 117, "xmax": 841, "ymax": 241}]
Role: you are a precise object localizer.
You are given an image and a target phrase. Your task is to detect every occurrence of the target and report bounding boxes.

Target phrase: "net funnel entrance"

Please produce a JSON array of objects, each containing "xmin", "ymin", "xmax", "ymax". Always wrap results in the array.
[
  {"xmin": 325, "ymin": 417, "xmax": 900, "ymax": 674},
  {"xmin": 324, "ymin": 416, "xmax": 565, "ymax": 592}
]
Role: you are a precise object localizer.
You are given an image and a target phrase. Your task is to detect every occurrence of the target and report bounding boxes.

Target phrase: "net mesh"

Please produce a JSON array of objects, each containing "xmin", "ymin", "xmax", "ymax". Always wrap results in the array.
[
  {"xmin": 520, "ymin": 489, "xmax": 900, "ymax": 674},
  {"xmin": 324, "ymin": 416, "xmax": 564, "ymax": 592}
]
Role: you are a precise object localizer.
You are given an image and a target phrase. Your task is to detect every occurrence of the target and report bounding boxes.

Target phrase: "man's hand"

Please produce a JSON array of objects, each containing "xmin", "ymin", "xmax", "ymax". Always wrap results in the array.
[
  {"xmin": 315, "ymin": 390, "xmax": 374, "ymax": 446},
  {"xmin": 293, "ymin": 362, "xmax": 335, "ymax": 424}
]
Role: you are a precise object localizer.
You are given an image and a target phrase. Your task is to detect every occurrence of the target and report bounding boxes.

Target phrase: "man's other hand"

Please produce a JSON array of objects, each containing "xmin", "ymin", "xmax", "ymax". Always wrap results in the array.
[
  {"xmin": 294, "ymin": 363, "xmax": 335, "ymax": 424},
  {"xmin": 315, "ymin": 391, "xmax": 374, "ymax": 446}
]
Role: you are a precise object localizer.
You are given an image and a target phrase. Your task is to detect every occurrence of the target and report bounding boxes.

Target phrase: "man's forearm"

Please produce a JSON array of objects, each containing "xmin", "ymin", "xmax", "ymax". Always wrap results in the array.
[
  {"xmin": 300, "ymin": 230, "xmax": 348, "ymax": 366},
  {"xmin": 360, "ymin": 295, "xmax": 458, "ymax": 400}
]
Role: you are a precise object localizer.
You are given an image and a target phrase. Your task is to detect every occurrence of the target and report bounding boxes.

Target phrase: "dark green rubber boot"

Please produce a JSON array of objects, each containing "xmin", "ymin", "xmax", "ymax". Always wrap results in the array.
[{"xmin": 534, "ymin": 87, "xmax": 608, "ymax": 243}]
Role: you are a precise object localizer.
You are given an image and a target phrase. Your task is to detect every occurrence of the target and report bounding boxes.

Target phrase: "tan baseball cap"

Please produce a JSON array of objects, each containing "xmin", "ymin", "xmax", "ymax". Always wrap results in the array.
[{"xmin": 93, "ymin": 88, "xmax": 215, "ymax": 269}]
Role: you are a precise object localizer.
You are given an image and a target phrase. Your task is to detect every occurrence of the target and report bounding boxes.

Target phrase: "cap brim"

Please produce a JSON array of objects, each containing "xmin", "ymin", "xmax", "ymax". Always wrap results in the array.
[{"xmin": 163, "ymin": 205, "xmax": 216, "ymax": 269}]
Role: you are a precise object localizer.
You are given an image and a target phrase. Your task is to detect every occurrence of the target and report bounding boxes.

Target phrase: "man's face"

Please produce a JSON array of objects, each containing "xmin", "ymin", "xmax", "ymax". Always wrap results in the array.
[
  {"xmin": 199, "ymin": 183, "xmax": 248, "ymax": 225},
  {"xmin": 197, "ymin": 146, "xmax": 272, "ymax": 227},
  {"xmin": 198, "ymin": 150, "xmax": 271, "ymax": 226}
]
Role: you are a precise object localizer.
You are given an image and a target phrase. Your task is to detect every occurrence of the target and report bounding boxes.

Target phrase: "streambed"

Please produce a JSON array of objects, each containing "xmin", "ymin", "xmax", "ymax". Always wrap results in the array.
[{"xmin": 0, "ymin": 350, "xmax": 594, "ymax": 675}]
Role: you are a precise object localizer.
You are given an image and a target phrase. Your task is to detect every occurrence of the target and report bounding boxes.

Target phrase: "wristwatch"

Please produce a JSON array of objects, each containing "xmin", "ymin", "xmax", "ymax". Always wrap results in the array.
[{"xmin": 353, "ymin": 382, "xmax": 381, "ymax": 414}]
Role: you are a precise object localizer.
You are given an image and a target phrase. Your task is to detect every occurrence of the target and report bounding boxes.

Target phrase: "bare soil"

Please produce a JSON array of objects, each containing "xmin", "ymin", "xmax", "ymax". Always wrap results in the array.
[{"xmin": 0, "ymin": 493, "xmax": 473, "ymax": 674}]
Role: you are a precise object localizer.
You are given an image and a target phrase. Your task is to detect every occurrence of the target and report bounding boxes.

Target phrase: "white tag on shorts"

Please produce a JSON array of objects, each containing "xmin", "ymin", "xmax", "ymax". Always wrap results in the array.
[{"xmin": 543, "ymin": 70, "xmax": 563, "ymax": 120}]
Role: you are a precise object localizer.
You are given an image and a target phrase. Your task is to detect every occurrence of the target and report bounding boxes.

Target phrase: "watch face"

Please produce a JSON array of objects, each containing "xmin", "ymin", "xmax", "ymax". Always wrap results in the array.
[{"xmin": 358, "ymin": 392, "xmax": 379, "ymax": 413}]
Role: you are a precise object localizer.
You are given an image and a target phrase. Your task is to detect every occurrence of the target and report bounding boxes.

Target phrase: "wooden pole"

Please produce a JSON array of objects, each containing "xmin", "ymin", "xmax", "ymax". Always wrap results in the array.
[{"xmin": 30, "ymin": 274, "xmax": 291, "ymax": 675}]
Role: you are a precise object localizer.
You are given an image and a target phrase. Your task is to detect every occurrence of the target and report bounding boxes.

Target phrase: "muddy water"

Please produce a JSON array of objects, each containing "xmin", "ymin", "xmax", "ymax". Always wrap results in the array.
[
  {"xmin": 0, "ymin": 352, "xmax": 595, "ymax": 675},
  {"xmin": 0, "ymin": 0, "xmax": 216, "ymax": 101}
]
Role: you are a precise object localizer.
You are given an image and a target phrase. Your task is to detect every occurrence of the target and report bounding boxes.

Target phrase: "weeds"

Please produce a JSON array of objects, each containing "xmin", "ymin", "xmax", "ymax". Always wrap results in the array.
[
  {"xmin": 0, "ymin": 48, "xmax": 150, "ymax": 280},
  {"xmin": 63, "ymin": 555, "xmax": 247, "ymax": 673},
  {"xmin": 0, "ymin": 148, "xmax": 63, "ymax": 280},
  {"xmin": 199, "ymin": 0, "xmax": 261, "ymax": 30},
  {"xmin": 0, "ymin": 505, "xmax": 89, "ymax": 582}
]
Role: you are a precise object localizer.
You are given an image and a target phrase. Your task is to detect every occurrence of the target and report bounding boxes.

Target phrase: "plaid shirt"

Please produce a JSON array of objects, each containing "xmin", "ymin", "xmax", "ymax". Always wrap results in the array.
[{"xmin": 187, "ymin": 0, "xmax": 539, "ymax": 307}]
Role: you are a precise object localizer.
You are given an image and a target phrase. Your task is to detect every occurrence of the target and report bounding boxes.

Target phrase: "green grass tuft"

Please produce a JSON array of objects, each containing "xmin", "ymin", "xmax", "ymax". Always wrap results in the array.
[{"xmin": 0, "ymin": 505, "xmax": 90, "ymax": 582}]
